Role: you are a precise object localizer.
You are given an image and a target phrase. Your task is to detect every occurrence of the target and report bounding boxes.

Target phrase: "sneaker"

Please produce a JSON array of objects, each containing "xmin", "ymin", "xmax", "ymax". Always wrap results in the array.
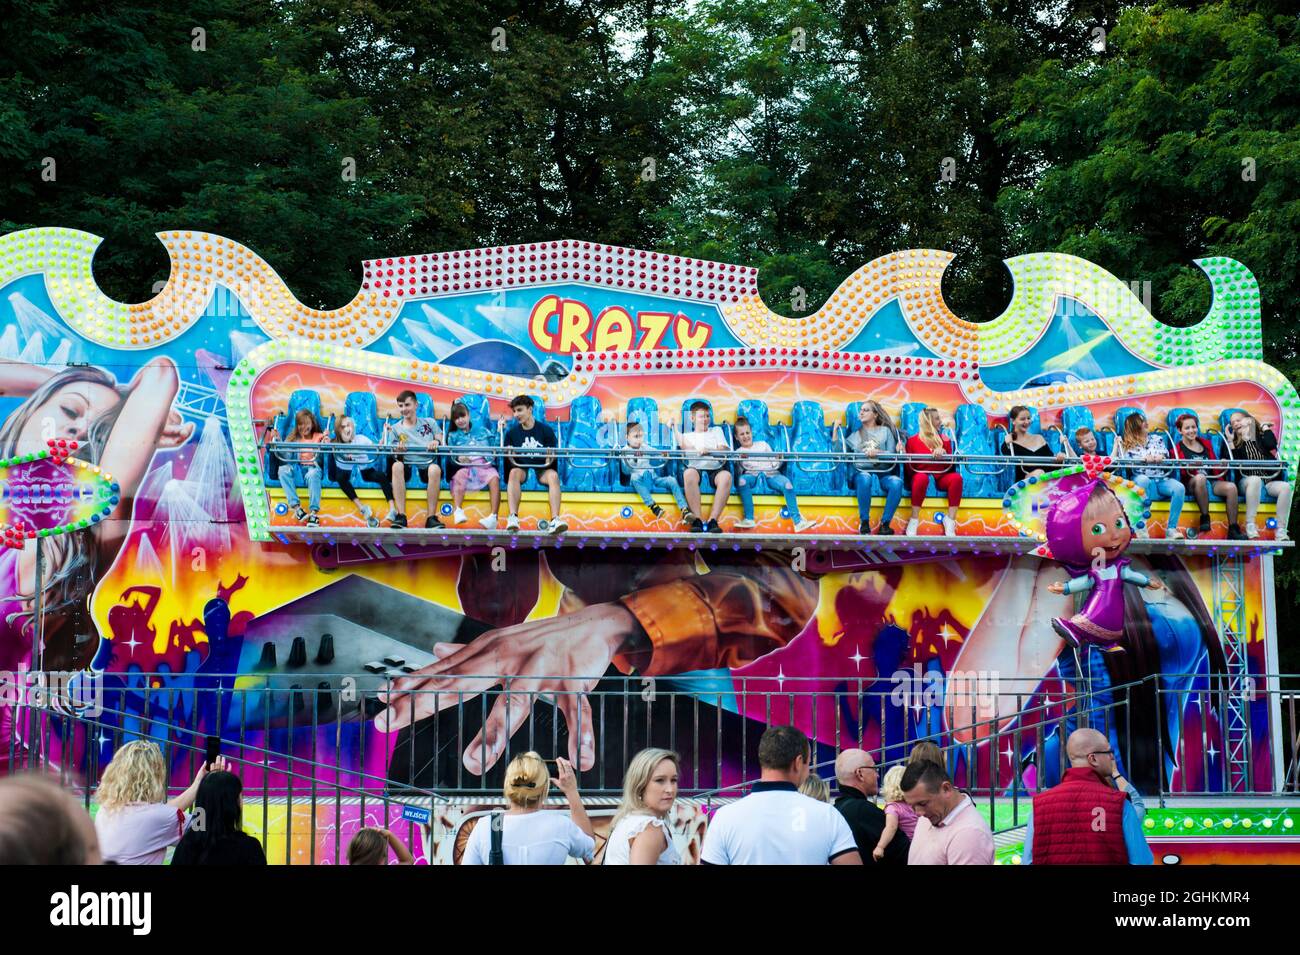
[
  {"xmin": 425, "ymin": 515, "xmax": 445, "ymax": 529},
  {"xmin": 859, "ymin": 520, "xmax": 871, "ymax": 535},
  {"xmin": 549, "ymin": 519, "xmax": 568, "ymax": 536},
  {"xmin": 682, "ymin": 510, "xmax": 697, "ymax": 526},
  {"xmin": 904, "ymin": 518, "xmax": 920, "ymax": 536},
  {"xmin": 944, "ymin": 518, "xmax": 957, "ymax": 537},
  {"xmin": 385, "ymin": 506, "xmax": 398, "ymax": 523},
  {"xmin": 1246, "ymin": 522, "xmax": 1260, "ymax": 539},
  {"xmin": 793, "ymin": 518, "xmax": 818, "ymax": 533},
  {"xmin": 735, "ymin": 518, "xmax": 757, "ymax": 529},
  {"xmin": 705, "ymin": 518, "xmax": 722, "ymax": 534},
  {"xmin": 650, "ymin": 504, "xmax": 664, "ymax": 518},
  {"xmin": 506, "ymin": 514, "xmax": 520, "ymax": 532},
  {"xmin": 306, "ymin": 511, "xmax": 320, "ymax": 526},
  {"xmin": 877, "ymin": 522, "xmax": 894, "ymax": 536},
  {"xmin": 690, "ymin": 518, "xmax": 705, "ymax": 534},
  {"xmin": 1198, "ymin": 514, "xmax": 1212, "ymax": 535},
  {"xmin": 452, "ymin": 508, "xmax": 468, "ymax": 525},
  {"xmin": 294, "ymin": 507, "xmax": 308, "ymax": 522},
  {"xmin": 1276, "ymin": 527, "xmax": 1290, "ymax": 542},
  {"xmin": 1227, "ymin": 524, "xmax": 1245, "ymax": 541},
  {"xmin": 1135, "ymin": 525, "xmax": 1149, "ymax": 539},
  {"xmin": 1165, "ymin": 526, "xmax": 1184, "ymax": 540},
  {"xmin": 391, "ymin": 513, "xmax": 408, "ymax": 529},
  {"xmin": 360, "ymin": 503, "xmax": 375, "ymax": 522},
  {"xmin": 480, "ymin": 514, "xmax": 498, "ymax": 530}
]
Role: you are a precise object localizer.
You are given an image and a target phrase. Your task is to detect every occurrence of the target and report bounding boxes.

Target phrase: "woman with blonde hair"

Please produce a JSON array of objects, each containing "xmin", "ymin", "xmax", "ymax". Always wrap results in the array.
[
  {"xmin": 605, "ymin": 748, "xmax": 682, "ymax": 865},
  {"xmin": 908, "ymin": 740, "xmax": 946, "ymax": 770},
  {"xmin": 462, "ymin": 752, "xmax": 595, "ymax": 865},
  {"xmin": 799, "ymin": 772, "xmax": 832, "ymax": 803},
  {"xmin": 903, "ymin": 407, "xmax": 963, "ymax": 536},
  {"xmin": 94, "ymin": 740, "xmax": 223, "ymax": 864}
]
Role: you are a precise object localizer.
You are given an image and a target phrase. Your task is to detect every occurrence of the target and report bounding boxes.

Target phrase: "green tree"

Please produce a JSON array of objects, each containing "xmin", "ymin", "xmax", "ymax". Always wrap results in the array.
[{"xmin": 0, "ymin": 0, "xmax": 415, "ymax": 307}]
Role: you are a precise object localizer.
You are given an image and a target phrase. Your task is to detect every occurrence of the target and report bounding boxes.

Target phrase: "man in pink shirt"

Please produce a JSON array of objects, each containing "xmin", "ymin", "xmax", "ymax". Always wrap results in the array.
[{"xmin": 900, "ymin": 759, "xmax": 995, "ymax": 865}]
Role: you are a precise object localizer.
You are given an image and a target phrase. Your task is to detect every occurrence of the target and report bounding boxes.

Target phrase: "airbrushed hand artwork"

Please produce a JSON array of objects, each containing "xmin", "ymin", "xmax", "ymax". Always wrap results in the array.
[{"xmin": 0, "ymin": 226, "xmax": 1292, "ymax": 812}]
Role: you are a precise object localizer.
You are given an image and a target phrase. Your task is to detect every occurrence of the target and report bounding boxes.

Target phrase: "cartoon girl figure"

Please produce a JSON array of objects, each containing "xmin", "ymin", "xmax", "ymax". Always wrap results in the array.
[
  {"xmin": 0, "ymin": 358, "xmax": 193, "ymax": 751},
  {"xmin": 1043, "ymin": 479, "xmax": 1164, "ymax": 652}
]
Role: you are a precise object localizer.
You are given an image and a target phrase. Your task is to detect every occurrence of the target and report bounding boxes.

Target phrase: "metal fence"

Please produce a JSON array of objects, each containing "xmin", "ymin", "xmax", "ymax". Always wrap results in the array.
[{"xmin": 3, "ymin": 670, "xmax": 1298, "ymax": 862}]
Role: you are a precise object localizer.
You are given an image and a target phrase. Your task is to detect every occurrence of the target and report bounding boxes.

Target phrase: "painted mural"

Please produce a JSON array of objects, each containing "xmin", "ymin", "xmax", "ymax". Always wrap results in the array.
[{"xmin": 0, "ymin": 230, "xmax": 1291, "ymax": 818}]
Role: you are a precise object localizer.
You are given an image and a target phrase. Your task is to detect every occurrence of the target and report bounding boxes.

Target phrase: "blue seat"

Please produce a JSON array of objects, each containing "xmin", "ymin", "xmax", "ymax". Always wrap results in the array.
[
  {"xmin": 626, "ymin": 397, "xmax": 663, "ymax": 447},
  {"xmin": 788, "ymin": 401, "xmax": 841, "ymax": 495},
  {"xmin": 333, "ymin": 392, "xmax": 384, "ymax": 489},
  {"xmin": 678, "ymin": 398, "xmax": 729, "ymax": 493},
  {"xmin": 1219, "ymin": 407, "xmax": 1248, "ymax": 437},
  {"xmin": 563, "ymin": 395, "xmax": 617, "ymax": 491},
  {"xmin": 899, "ymin": 403, "xmax": 953, "ymax": 498},
  {"xmin": 1110, "ymin": 406, "xmax": 1147, "ymax": 476},
  {"xmin": 511, "ymin": 395, "xmax": 555, "ymax": 491},
  {"xmin": 842, "ymin": 401, "xmax": 904, "ymax": 492},
  {"xmin": 954, "ymin": 404, "xmax": 1000, "ymax": 498},
  {"xmin": 617, "ymin": 397, "xmax": 674, "ymax": 490},
  {"xmin": 447, "ymin": 393, "xmax": 502, "ymax": 480},
  {"xmin": 1219, "ymin": 406, "xmax": 1281, "ymax": 499},
  {"xmin": 1113, "ymin": 406, "xmax": 1144, "ymax": 443},
  {"xmin": 1060, "ymin": 406, "xmax": 1097, "ymax": 455},
  {"xmin": 899, "ymin": 402, "xmax": 927, "ymax": 438},
  {"xmin": 344, "ymin": 392, "xmax": 381, "ymax": 440},
  {"xmin": 456, "ymin": 393, "xmax": 494, "ymax": 433},
  {"xmin": 378, "ymin": 392, "xmax": 446, "ymax": 490},
  {"xmin": 266, "ymin": 389, "xmax": 327, "ymax": 483},
  {"xmin": 737, "ymin": 399, "xmax": 776, "ymax": 447}
]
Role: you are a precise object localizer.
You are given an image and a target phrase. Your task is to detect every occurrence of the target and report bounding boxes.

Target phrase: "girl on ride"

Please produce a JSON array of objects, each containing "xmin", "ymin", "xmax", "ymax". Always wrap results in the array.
[
  {"xmin": 1113, "ymin": 411, "xmax": 1184, "ymax": 539},
  {"xmin": 902, "ymin": 407, "xmax": 962, "ymax": 537},
  {"xmin": 1171, "ymin": 413, "xmax": 1241, "ymax": 540},
  {"xmin": 1228, "ymin": 411, "xmax": 1292, "ymax": 541}
]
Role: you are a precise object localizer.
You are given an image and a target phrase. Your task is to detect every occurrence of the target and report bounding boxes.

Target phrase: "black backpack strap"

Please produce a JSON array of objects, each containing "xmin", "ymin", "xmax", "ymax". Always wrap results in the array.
[{"xmin": 489, "ymin": 812, "xmax": 504, "ymax": 866}]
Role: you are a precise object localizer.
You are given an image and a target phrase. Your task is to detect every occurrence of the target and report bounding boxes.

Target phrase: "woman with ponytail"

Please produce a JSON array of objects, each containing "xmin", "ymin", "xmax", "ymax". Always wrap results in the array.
[{"xmin": 461, "ymin": 751, "xmax": 595, "ymax": 864}]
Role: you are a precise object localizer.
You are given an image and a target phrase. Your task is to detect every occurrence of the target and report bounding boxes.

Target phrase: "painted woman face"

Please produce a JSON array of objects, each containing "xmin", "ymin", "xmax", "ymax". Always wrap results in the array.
[
  {"xmin": 19, "ymin": 382, "xmax": 122, "ymax": 454},
  {"xmin": 1082, "ymin": 491, "xmax": 1132, "ymax": 563}
]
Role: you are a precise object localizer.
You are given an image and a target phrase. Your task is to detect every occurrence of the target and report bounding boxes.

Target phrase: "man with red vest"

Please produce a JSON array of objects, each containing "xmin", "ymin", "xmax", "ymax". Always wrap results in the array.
[{"xmin": 1023, "ymin": 728, "xmax": 1153, "ymax": 865}]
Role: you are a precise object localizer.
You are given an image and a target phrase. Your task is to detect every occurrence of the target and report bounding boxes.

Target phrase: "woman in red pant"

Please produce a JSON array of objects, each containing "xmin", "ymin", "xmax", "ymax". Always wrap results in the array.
[{"xmin": 903, "ymin": 407, "xmax": 963, "ymax": 536}]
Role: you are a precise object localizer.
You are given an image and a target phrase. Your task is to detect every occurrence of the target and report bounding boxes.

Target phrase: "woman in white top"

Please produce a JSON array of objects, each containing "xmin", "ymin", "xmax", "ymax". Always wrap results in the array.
[
  {"xmin": 603, "ymin": 747, "xmax": 682, "ymax": 865},
  {"xmin": 462, "ymin": 752, "xmax": 596, "ymax": 865},
  {"xmin": 94, "ymin": 739, "xmax": 225, "ymax": 864}
]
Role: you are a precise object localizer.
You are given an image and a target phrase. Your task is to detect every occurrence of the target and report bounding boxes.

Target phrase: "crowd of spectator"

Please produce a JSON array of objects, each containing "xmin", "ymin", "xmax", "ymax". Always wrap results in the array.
[{"xmin": 0, "ymin": 725, "xmax": 1156, "ymax": 866}]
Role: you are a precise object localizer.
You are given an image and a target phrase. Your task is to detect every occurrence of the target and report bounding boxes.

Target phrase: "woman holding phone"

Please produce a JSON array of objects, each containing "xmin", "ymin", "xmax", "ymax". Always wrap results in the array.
[{"xmin": 461, "ymin": 751, "xmax": 595, "ymax": 864}]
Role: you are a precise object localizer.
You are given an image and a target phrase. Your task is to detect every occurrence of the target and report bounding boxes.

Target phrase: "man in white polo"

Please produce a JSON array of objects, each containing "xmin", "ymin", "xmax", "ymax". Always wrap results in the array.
[{"xmin": 701, "ymin": 726, "xmax": 862, "ymax": 865}]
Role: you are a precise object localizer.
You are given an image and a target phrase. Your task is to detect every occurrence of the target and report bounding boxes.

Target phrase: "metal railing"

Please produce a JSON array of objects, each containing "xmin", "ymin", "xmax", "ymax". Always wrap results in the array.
[
  {"xmin": 261, "ymin": 436, "xmax": 1285, "ymax": 475},
  {"xmin": 3, "ymin": 671, "xmax": 1297, "ymax": 861}
]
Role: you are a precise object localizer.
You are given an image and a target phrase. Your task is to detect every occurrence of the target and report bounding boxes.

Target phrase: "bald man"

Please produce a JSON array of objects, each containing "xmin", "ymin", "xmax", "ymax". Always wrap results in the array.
[
  {"xmin": 0, "ymin": 774, "xmax": 101, "ymax": 865},
  {"xmin": 1023, "ymin": 728, "xmax": 1152, "ymax": 865},
  {"xmin": 832, "ymin": 749, "xmax": 909, "ymax": 866}
]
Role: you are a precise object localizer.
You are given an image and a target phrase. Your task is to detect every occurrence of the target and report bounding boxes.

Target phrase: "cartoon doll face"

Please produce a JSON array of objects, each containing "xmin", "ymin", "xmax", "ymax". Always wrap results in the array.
[{"xmin": 1081, "ymin": 488, "xmax": 1131, "ymax": 563}]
